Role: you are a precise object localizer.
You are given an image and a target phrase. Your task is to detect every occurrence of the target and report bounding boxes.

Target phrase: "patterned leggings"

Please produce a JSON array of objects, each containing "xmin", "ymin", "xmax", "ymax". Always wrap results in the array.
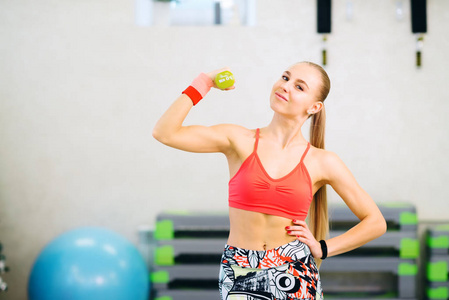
[{"xmin": 218, "ymin": 240, "xmax": 323, "ymax": 300}]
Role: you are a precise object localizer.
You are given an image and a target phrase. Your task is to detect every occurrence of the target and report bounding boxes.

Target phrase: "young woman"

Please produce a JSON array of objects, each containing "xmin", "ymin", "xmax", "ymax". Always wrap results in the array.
[{"xmin": 153, "ymin": 62, "xmax": 386, "ymax": 300}]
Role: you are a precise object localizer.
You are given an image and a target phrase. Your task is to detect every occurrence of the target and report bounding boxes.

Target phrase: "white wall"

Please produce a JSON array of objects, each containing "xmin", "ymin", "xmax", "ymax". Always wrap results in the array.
[{"xmin": 0, "ymin": 0, "xmax": 448, "ymax": 299}]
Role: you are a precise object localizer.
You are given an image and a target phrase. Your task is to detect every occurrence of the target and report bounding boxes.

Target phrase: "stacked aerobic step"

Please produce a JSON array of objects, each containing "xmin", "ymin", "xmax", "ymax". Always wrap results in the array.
[
  {"xmin": 0, "ymin": 242, "xmax": 8, "ymax": 292},
  {"xmin": 425, "ymin": 224, "xmax": 449, "ymax": 300},
  {"xmin": 321, "ymin": 202, "xmax": 419, "ymax": 300},
  {"xmin": 151, "ymin": 203, "xmax": 418, "ymax": 300},
  {"xmin": 151, "ymin": 211, "xmax": 229, "ymax": 300}
]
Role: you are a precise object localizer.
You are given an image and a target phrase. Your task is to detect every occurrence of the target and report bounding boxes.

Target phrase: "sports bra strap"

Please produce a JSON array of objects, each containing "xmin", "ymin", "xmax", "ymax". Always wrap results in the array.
[
  {"xmin": 300, "ymin": 143, "xmax": 311, "ymax": 163},
  {"xmin": 254, "ymin": 128, "xmax": 260, "ymax": 152}
]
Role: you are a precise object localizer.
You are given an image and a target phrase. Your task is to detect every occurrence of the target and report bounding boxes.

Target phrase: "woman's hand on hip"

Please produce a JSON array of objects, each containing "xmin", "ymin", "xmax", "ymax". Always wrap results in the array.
[{"xmin": 286, "ymin": 220, "xmax": 322, "ymax": 259}]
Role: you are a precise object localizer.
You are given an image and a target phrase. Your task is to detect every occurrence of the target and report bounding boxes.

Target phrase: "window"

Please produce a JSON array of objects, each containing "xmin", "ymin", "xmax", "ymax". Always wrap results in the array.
[{"xmin": 135, "ymin": 0, "xmax": 256, "ymax": 26}]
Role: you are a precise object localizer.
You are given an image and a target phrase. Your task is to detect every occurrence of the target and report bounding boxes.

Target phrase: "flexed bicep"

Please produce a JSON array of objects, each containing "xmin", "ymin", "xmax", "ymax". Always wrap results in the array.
[
  {"xmin": 152, "ymin": 69, "xmax": 236, "ymax": 154},
  {"xmin": 157, "ymin": 122, "xmax": 236, "ymax": 153}
]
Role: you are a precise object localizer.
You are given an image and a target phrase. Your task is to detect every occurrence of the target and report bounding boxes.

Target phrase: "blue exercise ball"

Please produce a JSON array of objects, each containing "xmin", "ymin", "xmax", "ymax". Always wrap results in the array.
[{"xmin": 28, "ymin": 227, "xmax": 149, "ymax": 300}]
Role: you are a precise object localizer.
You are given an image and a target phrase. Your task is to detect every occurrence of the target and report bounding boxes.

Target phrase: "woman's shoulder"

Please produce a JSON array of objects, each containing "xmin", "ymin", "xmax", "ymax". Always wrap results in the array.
[
  {"xmin": 307, "ymin": 146, "xmax": 345, "ymax": 168},
  {"xmin": 214, "ymin": 124, "xmax": 258, "ymax": 157},
  {"xmin": 307, "ymin": 146, "xmax": 349, "ymax": 180}
]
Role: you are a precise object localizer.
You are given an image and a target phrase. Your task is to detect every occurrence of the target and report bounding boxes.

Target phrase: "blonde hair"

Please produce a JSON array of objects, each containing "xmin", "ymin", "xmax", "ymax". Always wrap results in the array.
[{"xmin": 302, "ymin": 61, "xmax": 330, "ymax": 268}]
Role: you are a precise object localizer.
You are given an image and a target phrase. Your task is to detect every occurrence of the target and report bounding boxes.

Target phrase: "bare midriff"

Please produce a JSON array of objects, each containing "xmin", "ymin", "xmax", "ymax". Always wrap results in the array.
[{"xmin": 227, "ymin": 207, "xmax": 298, "ymax": 251}]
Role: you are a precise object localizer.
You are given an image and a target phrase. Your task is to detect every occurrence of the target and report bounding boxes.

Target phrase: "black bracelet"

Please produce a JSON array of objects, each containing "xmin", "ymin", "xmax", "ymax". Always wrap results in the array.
[{"xmin": 319, "ymin": 240, "xmax": 328, "ymax": 260}]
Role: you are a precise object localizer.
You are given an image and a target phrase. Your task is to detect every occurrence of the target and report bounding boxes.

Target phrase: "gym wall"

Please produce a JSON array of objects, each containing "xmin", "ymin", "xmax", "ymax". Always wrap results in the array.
[{"xmin": 0, "ymin": 1, "xmax": 448, "ymax": 299}]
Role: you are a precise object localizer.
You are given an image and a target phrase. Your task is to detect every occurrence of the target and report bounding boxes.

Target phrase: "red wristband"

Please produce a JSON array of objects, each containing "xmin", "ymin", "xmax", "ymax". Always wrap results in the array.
[
  {"xmin": 182, "ymin": 86, "xmax": 203, "ymax": 106},
  {"xmin": 182, "ymin": 73, "xmax": 214, "ymax": 106}
]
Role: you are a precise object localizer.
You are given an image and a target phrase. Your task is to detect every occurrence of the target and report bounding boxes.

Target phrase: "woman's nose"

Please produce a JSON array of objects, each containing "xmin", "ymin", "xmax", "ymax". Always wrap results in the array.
[{"xmin": 280, "ymin": 81, "xmax": 289, "ymax": 92}]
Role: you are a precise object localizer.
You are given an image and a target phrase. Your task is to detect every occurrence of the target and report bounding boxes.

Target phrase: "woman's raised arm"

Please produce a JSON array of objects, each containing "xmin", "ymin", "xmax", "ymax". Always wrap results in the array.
[{"xmin": 152, "ymin": 68, "xmax": 236, "ymax": 153}]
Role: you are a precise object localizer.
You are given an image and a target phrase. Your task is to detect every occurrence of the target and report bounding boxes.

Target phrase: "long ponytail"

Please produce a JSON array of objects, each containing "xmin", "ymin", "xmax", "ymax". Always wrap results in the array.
[
  {"xmin": 302, "ymin": 61, "xmax": 331, "ymax": 268},
  {"xmin": 308, "ymin": 107, "xmax": 328, "ymax": 268}
]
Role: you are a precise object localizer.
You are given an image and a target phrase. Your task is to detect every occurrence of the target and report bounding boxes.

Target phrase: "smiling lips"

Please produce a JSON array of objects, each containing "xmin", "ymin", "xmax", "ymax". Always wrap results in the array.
[{"xmin": 275, "ymin": 92, "xmax": 288, "ymax": 102}]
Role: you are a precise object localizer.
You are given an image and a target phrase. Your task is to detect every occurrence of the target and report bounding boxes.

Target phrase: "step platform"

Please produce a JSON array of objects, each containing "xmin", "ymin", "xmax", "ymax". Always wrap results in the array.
[
  {"xmin": 426, "ymin": 224, "xmax": 449, "ymax": 256},
  {"xmin": 153, "ymin": 288, "xmax": 417, "ymax": 300},
  {"xmin": 425, "ymin": 224, "xmax": 449, "ymax": 299},
  {"xmin": 329, "ymin": 202, "xmax": 417, "ymax": 232},
  {"xmin": 151, "ymin": 203, "xmax": 418, "ymax": 299},
  {"xmin": 154, "ymin": 230, "xmax": 419, "ymax": 266},
  {"xmin": 427, "ymin": 255, "xmax": 449, "ymax": 283},
  {"xmin": 0, "ymin": 242, "xmax": 8, "ymax": 292},
  {"xmin": 155, "ymin": 202, "xmax": 417, "ymax": 240},
  {"xmin": 155, "ymin": 211, "xmax": 230, "ymax": 240},
  {"xmin": 151, "ymin": 257, "xmax": 417, "ymax": 298},
  {"xmin": 426, "ymin": 281, "xmax": 449, "ymax": 300}
]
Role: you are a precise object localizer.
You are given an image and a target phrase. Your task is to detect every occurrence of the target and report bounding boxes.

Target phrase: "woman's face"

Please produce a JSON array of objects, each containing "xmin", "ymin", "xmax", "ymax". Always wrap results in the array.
[{"xmin": 270, "ymin": 63, "xmax": 323, "ymax": 118}]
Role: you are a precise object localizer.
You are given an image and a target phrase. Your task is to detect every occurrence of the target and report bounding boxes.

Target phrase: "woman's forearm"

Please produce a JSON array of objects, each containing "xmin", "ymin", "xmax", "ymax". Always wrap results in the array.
[{"xmin": 326, "ymin": 213, "xmax": 387, "ymax": 257}]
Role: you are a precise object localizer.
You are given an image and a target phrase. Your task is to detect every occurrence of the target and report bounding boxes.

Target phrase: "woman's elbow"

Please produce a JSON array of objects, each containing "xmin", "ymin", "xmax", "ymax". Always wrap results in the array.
[
  {"xmin": 152, "ymin": 127, "xmax": 161, "ymax": 141},
  {"xmin": 152, "ymin": 127, "xmax": 169, "ymax": 144},
  {"xmin": 375, "ymin": 215, "xmax": 387, "ymax": 238}
]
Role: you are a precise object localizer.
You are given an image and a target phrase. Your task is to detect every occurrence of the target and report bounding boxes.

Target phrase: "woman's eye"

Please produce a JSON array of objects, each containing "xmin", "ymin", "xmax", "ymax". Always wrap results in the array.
[
  {"xmin": 296, "ymin": 85, "xmax": 303, "ymax": 91},
  {"xmin": 282, "ymin": 75, "xmax": 289, "ymax": 81}
]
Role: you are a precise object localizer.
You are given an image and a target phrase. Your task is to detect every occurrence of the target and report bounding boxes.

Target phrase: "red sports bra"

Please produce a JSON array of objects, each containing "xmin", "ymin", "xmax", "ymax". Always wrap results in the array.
[{"xmin": 228, "ymin": 128, "xmax": 313, "ymax": 220}]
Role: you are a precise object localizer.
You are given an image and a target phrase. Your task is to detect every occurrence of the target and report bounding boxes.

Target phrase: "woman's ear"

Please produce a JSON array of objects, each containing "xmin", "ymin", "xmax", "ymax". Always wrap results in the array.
[{"xmin": 307, "ymin": 102, "xmax": 324, "ymax": 115}]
